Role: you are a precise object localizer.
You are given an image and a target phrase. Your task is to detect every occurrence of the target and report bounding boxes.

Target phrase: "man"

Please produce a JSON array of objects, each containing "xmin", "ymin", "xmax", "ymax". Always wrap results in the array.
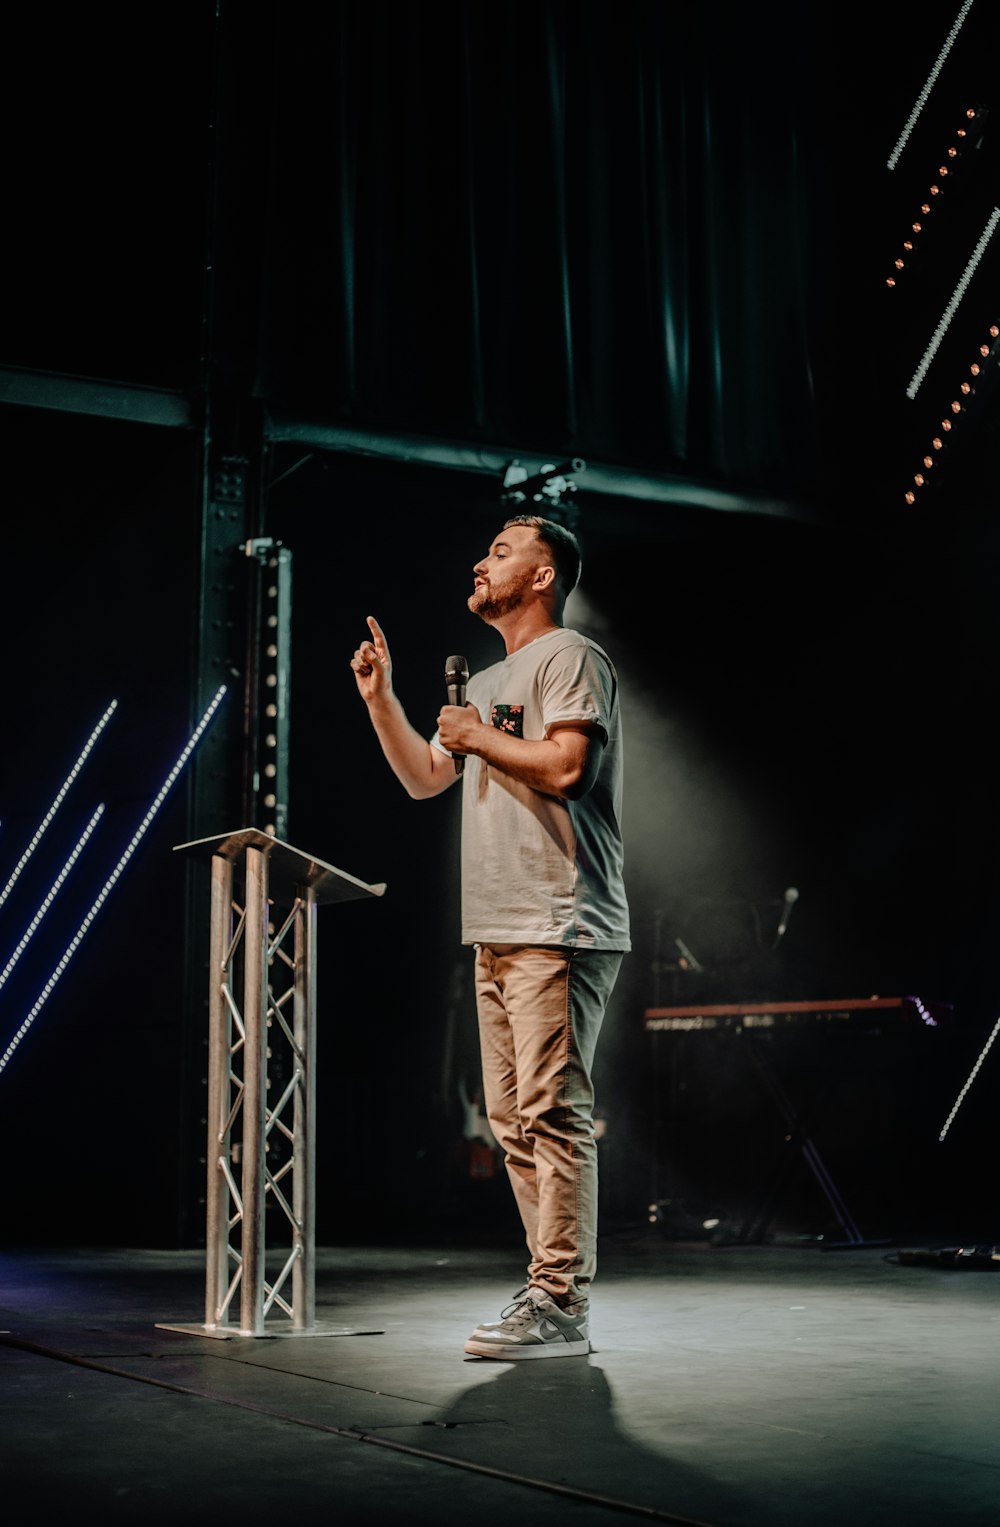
[{"xmin": 350, "ymin": 514, "xmax": 630, "ymax": 1358}]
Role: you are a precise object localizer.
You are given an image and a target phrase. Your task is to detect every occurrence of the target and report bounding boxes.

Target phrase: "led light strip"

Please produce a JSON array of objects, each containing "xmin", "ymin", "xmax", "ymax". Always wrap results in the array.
[
  {"xmin": 907, "ymin": 995, "xmax": 939, "ymax": 1028},
  {"xmin": 887, "ymin": 0, "xmax": 976, "ymax": 170},
  {"xmin": 939, "ymin": 1012, "xmax": 1000, "ymax": 1140},
  {"xmin": 0, "ymin": 700, "xmax": 117, "ymax": 912},
  {"xmin": 906, "ymin": 207, "xmax": 1000, "ymax": 399},
  {"xmin": 0, "ymin": 686, "xmax": 227, "ymax": 1078},
  {"xmin": 0, "ymin": 804, "xmax": 105, "ymax": 994}
]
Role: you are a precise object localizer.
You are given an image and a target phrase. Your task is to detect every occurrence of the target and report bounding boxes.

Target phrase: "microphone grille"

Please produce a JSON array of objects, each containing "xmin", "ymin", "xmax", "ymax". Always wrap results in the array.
[
  {"xmin": 445, "ymin": 654, "xmax": 469, "ymax": 679},
  {"xmin": 784, "ymin": 887, "xmax": 799, "ymax": 902}
]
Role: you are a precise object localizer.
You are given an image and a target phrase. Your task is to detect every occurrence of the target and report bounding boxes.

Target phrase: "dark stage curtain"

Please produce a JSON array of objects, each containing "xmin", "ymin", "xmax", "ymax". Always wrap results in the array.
[{"xmin": 251, "ymin": 0, "xmax": 841, "ymax": 507}]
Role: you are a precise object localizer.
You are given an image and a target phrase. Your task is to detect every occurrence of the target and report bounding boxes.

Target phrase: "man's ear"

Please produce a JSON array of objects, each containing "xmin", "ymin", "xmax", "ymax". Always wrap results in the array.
[{"xmin": 533, "ymin": 564, "xmax": 556, "ymax": 593}]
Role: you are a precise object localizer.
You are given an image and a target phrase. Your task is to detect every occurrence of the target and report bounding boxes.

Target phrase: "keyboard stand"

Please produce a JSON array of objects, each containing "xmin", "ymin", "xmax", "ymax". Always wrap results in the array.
[
  {"xmin": 723, "ymin": 1032, "xmax": 875, "ymax": 1247},
  {"xmin": 644, "ymin": 995, "xmax": 947, "ymax": 1250}
]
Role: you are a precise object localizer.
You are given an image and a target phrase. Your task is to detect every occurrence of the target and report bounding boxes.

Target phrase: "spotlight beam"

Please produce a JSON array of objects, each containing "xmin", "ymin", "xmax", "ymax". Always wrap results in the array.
[
  {"xmin": 0, "ymin": 686, "xmax": 227, "ymax": 1078},
  {"xmin": 0, "ymin": 700, "xmax": 118, "ymax": 913}
]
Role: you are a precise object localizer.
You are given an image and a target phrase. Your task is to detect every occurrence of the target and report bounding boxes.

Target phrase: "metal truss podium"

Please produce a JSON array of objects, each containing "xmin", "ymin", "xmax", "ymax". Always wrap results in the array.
[{"xmin": 158, "ymin": 829, "xmax": 386, "ymax": 1339}]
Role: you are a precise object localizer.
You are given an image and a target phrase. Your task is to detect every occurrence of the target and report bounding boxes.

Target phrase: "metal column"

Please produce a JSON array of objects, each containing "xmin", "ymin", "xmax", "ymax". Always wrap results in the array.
[
  {"xmin": 291, "ymin": 885, "xmax": 317, "ymax": 1329},
  {"xmin": 239, "ymin": 842, "xmax": 269, "ymax": 1334},
  {"xmin": 204, "ymin": 849, "xmax": 235, "ymax": 1329}
]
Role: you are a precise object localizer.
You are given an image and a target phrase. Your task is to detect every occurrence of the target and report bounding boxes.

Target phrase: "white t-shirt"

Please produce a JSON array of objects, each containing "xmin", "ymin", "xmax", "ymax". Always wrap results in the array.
[{"xmin": 431, "ymin": 627, "xmax": 631, "ymax": 950}]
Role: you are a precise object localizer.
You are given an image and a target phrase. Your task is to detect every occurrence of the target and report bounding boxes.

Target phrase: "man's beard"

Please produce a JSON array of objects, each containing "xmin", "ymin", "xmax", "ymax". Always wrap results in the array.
[{"xmin": 468, "ymin": 568, "xmax": 534, "ymax": 622}]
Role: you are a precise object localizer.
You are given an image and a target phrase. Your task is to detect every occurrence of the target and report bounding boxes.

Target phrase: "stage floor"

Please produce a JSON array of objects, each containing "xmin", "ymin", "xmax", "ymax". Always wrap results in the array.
[{"xmin": 1, "ymin": 1229, "xmax": 997, "ymax": 1526}]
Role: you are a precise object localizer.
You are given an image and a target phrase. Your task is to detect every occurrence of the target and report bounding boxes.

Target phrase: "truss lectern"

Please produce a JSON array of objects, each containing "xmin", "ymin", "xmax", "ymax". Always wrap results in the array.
[{"xmin": 158, "ymin": 829, "xmax": 386, "ymax": 1340}]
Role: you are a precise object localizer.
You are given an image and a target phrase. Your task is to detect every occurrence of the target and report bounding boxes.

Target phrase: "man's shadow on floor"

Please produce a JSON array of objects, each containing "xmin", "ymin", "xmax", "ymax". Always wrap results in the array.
[{"xmin": 417, "ymin": 1355, "xmax": 752, "ymax": 1526}]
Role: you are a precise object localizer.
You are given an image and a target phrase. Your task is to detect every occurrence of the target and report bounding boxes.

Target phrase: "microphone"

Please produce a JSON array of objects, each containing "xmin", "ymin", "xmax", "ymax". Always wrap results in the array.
[
  {"xmin": 773, "ymin": 887, "xmax": 799, "ymax": 949},
  {"xmin": 444, "ymin": 655, "xmax": 469, "ymax": 774}
]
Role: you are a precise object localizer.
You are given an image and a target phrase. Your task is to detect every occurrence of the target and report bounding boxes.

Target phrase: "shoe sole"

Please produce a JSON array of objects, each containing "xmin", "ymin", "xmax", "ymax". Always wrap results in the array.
[{"xmin": 463, "ymin": 1337, "xmax": 591, "ymax": 1359}]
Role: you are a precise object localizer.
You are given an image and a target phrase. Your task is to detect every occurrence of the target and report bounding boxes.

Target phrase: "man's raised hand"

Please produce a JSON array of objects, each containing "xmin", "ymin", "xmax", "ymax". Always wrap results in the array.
[{"xmin": 351, "ymin": 615, "xmax": 392, "ymax": 703}]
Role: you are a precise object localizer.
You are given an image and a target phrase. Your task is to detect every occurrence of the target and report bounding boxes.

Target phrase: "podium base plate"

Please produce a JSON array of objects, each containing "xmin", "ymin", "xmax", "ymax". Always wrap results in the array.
[{"xmin": 155, "ymin": 1320, "xmax": 385, "ymax": 1340}]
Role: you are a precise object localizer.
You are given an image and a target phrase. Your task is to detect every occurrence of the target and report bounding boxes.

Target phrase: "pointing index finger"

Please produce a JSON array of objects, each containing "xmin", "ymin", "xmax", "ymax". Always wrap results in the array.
[{"xmin": 366, "ymin": 614, "xmax": 388, "ymax": 651}]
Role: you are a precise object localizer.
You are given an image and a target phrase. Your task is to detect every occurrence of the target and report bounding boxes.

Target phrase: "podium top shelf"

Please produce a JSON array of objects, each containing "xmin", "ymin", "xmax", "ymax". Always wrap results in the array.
[{"xmin": 173, "ymin": 829, "xmax": 387, "ymax": 906}]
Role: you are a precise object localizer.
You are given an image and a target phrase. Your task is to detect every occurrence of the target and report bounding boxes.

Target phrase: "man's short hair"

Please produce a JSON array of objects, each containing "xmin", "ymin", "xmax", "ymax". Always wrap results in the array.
[{"xmin": 503, "ymin": 514, "xmax": 582, "ymax": 597}]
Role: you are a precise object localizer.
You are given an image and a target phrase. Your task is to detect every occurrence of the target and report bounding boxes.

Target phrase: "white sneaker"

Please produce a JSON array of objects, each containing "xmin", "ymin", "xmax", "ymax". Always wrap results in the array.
[{"xmin": 464, "ymin": 1287, "xmax": 590, "ymax": 1360}]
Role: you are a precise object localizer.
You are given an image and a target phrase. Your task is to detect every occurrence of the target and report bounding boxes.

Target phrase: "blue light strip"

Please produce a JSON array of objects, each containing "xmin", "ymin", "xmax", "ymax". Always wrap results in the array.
[
  {"xmin": 0, "ymin": 686, "xmax": 227, "ymax": 1077},
  {"xmin": 887, "ymin": 1, "xmax": 976, "ymax": 171},
  {"xmin": 906, "ymin": 994, "xmax": 940, "ymax": 1028},
  {"xmin": 0, "ymin": 804, "xmax": 105, "ymax": 995},
  {"xmin": 0, "ymin": 700, "xmax": 118, "ymax": 913},
  {"xmin": 905, "ymin": 208, "xmax": 1000, "ymax": 399},
  {"xmin": 939, "ymin": 1012, "xmax": 1000, "ymax": 1140}
]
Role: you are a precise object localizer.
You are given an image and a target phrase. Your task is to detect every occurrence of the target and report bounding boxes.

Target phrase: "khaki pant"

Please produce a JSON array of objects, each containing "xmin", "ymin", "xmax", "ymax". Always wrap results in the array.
[{"xmin": 473, "ymin": 942, "xmax": 624, "ymax": 1305}]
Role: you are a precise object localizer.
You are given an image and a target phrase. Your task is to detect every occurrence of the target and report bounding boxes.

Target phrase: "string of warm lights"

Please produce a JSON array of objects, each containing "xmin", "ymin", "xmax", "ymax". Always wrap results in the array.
[
  {"xmin": 887, "ymin": 0, "xmax": 977, "ymax": 171},
  {"xmin": 0, "ymin": 700, "xmax": 118, "ymax": 912},
  {"xmin": 0, "ymin": 685, "xmax": 227, "ymax": 1078},
  {"xmin": 887, "ymin": 107, "xmax": 987, "ymax": 290},
  {"xmin": 904, "ymin": 320, "xmax": 1000, "ymax": 504},
  {"xmin": 0, "ymin": 804, "xmax": 105, "ymax": 994}
]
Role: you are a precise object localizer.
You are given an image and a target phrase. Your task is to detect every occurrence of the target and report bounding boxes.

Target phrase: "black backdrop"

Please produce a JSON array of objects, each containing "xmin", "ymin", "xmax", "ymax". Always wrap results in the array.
[{"xmin": 1, "ymin": 2, "xmax": 999, "ymax": 1248}]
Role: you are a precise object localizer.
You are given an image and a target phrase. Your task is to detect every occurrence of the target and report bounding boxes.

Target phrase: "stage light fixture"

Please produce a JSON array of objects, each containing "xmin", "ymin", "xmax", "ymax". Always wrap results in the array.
[
  {"xmin": 0, "ymin": 685, "xmax": 227, "ymax": 1079},
  {"xmin": 0, "ymin": 700, "xmax": 117, "ymax": 912},
  {"xmin": 499, "ymin": 458, "xmax": 586, "ymax": 535}
]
